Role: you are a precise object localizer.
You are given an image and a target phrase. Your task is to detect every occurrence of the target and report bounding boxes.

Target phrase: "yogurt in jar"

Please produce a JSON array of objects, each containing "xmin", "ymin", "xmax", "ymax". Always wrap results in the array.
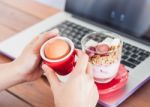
[{"xmin": 85, "ymin": 37, "xmax": 122, "ymax": 83}]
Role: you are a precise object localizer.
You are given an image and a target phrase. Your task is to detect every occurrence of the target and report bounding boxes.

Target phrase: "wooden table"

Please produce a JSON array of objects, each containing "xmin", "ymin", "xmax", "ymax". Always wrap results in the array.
[{"xmin": 0, "ymin": 0, "xmax": 149, "ymax": 107}]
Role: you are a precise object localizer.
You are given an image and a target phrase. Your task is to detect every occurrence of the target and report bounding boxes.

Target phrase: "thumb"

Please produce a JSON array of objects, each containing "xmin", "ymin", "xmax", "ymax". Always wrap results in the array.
[
  {"xmin": 42, "ymin": 64, "xmax": 61, "ymax": 89},
  {"xmin": 70, "ymin": 50, "xmax": 89, "ymax": 78}
]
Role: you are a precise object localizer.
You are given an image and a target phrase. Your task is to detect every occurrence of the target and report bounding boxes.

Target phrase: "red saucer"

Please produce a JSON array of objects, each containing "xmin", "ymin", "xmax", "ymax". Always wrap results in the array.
[{"xmin": 95, "ymin": 64, "xmax": 128, "ymax": 95}]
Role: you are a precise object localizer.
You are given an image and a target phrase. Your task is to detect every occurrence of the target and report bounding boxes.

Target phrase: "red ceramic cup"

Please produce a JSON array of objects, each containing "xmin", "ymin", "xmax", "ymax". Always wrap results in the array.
[{"xmin": 40, "ymin": 37, "xmax": 76, "ymax": 75}]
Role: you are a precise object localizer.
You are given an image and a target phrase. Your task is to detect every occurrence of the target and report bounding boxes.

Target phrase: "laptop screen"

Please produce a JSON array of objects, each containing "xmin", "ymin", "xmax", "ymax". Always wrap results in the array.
[{"xmin": 65, "ymin": 0, "xmax": 150, "ymax": 45}]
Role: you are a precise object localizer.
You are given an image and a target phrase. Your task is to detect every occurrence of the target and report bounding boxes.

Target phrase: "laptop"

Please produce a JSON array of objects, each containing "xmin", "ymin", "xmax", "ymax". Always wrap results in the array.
[{"xmin": 0, "ymin": 0, "xmax": 150, "ymax": 106}]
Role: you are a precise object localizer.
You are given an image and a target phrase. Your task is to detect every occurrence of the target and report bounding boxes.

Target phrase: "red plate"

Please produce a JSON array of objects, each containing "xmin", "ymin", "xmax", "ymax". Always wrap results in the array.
[{"xmin": 95, "ymin": 64, "xmax": 128, "ymax": 95}]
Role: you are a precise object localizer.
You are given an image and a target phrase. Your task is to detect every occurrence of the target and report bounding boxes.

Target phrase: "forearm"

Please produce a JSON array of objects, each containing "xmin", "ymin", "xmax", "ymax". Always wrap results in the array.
[{"xmin": 0, "ymin": 62, "xmax": 24, "ymax": 92}]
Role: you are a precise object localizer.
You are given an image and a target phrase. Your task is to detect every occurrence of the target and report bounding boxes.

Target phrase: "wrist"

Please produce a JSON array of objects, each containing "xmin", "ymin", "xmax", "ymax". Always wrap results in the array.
[{"xmin": 10, "ymin": 60, "xmax": 27, "ymax": 83}]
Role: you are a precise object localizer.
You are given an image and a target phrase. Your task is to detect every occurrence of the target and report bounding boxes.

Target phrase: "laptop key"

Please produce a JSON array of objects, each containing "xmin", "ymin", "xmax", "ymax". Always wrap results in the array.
[
  {"xmin": 121, "ymin": 60, "xmax": 136, "ymax": 68},
  {"xmin": 128, "ymin": 58, "xmax": 140, "ymax": 65},
  {"xmin": 124, "ymin": 51, "xmax": 131, "ymax": 55},
  {"xmin": 78, "ymin": 31, "xmax": 86, "ymax": 35},
  {"xmin": 131, "ymin": 54, "xmax": 138, "ymax": 58},
  {"xmin": 138, "ymin": 56, "xmax": 147, "ymax": 61},
  {"xmin": 145, "ymin": 51, "xmax": 150, "ymax": 55},
  {"xmin": 76, "ymin": 45, "xmax": 81, "ymax": 49},
  {"xmin": 131, "ymin": 45, "xmax": 138, "ymax": 50},
  {"xmin": 70, "ymin": 32, "xmax": 76, "ymax": 37},
  {"xmin": 126, "ymin": 46, "xmax": 132, "ymax": 50},
  {"xmin": 122, "ymin": 55, "xmax": 128, "ymax": 59},
  {"xmin": 76, "ymin": 26, "xmax": 83, "ymax": 30},
  {"xmin": 67, "ymin": 27, "xmax": 73, "ymax": 31},
  {"xmin": 132, "ymin": 49, "xmax": 139, "ymax": 53},
  {"xmin": 139, "ymin": 52, "xmax": 149, "ymax": 57}
]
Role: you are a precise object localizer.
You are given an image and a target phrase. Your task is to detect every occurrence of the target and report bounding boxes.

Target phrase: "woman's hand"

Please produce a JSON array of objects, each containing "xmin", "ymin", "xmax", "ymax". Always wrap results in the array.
[
  {"xmin": 42, "ymin": 50, "xmax": 99, "ymax": 107},
  {"xmin": 13, "ymin": 29, "xmax": 59, "ymax": 82}
]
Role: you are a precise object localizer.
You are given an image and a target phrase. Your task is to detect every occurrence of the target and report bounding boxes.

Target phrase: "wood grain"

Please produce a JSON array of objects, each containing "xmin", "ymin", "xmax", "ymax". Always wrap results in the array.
[
  {"xmin": 8, "ymin": 78, "xmax": 55, "ymax": 107},
  {"xmin": 119, "ymin": 81, "xmax": 150, "ymax": 107},
  {"xmin": 0, "ymin": 0, "xmax": 59, "ymax": 19},
  {"xmin": 0, "ymin": 91, "xmax": 31, "ymax": 107},
  {"xmin": 0, "ymin": 25, "xmax": 15, "ymax": 42},
  {"xmin": 0, "ymin": 2, "xmax": 40, "ymax": 31}
]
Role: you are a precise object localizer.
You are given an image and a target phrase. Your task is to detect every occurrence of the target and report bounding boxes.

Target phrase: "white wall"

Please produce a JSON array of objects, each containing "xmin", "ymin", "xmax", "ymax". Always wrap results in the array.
[{"xmin": 36, "ymin": 0, "xmax": 66, "ymax": 10}]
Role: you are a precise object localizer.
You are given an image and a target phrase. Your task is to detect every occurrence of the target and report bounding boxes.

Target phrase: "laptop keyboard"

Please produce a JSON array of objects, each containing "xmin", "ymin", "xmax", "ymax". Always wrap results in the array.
[
  {"xmin": 49, "ymin": 20, "xmax": 150, "ymax": 68},
  {"xmin": 121, "ymin": 43, "xmax": 150, "ymax": 68},
  {"xmin": 56, "ymin": 21, "xmax": 93, "ymax": 49}
]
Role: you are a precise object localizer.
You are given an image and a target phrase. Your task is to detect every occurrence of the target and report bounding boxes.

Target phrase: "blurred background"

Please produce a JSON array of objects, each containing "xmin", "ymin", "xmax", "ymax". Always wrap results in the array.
[{"xmin": 36, "ymin": 0, "xmax": 66, "ymax": 10}]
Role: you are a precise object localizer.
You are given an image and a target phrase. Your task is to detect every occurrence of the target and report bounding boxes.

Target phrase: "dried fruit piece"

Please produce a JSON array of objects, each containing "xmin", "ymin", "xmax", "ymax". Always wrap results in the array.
[
  {"xmin": 86, "ymin": 46, "xmax": 96, "ymax": 57},
  {"xmin": 96, "ymin": 44, "xmax": 110, "ymax": 54},
  {"xmin": 88, "ymin": 46, "xmax": 96, "ymax": 51}
]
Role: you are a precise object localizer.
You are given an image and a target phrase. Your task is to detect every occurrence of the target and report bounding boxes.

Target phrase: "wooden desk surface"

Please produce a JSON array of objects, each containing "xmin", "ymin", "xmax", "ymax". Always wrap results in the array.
[{"xmin": 0, "ymin": 0, "xmax": 149, "ymax": 107}]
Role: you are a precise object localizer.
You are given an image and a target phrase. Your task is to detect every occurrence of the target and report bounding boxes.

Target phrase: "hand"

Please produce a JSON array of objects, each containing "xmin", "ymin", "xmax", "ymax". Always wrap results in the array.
[
  {"xmin": 42, "ymin": 50, "xmax": 99, "ymax": 107},
  {"xmin": 13, "ymin": 29, "xmax": 59, "ymax": 82}
]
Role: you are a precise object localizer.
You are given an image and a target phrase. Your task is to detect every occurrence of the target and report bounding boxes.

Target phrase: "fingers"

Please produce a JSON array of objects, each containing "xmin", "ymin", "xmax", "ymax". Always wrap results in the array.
[
  {"xmin": 90, "ymin": 84, "xmax": 99, "ymax": 107},
  {"xmin": 75, "ymin": 49, "xmax": 93, "ymax": 76},
  {"xmin": 42, "ymin": 64, "xmax": 61, "ymax": 89},
  {"xmin": 70, "ymin": 49, "xmax": 89, "ymax": 77},
  {"xmin": 34, "ymin": 29, "xmax": 59, "ymax": 47},
  {"xmin": 28, "ymin": 29, "xmax": 59, "ymax": 53},
  {"xmin": 41, "ymin": 28, "xmax": 59, "ymax": 42},
  {"xmin": 75, "ymin": 49, "xmax": 83, "ymax": 56},
  {"xmin": 93, "ymin": 84, "xmax": 99, "ymax": 104},
  {"xmin": 86, "ymin": 63, "xmax": 93, "ymax": 79}
]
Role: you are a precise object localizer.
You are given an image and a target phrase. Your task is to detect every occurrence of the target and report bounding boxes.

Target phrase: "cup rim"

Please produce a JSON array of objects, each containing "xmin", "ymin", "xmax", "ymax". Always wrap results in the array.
[
  {"xmin": 81, "ymin": 32, "xmax": 123, "ymax": 54},
  {"xmin": 40, "ymin": 37, "xmax": 74, "ymax": 62}
]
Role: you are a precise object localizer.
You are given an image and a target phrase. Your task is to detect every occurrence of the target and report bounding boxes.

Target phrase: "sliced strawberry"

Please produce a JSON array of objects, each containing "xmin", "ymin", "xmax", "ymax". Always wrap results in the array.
[
  {"xmin": 96, "ymin": 44, "xmax": 110, "ymax": 54},
  {"xmin": 88, "ymin": 46, "xmax": 96, "ymax": 51},
  {"xmin": 85, "ymin": 46, "xmax": 96, "ymax": 57}
]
